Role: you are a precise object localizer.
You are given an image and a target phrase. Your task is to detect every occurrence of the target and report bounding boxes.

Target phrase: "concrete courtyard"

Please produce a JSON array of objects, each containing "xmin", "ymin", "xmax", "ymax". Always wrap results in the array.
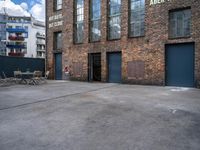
[{"xmin": 0, "ymin": 81, "xmax": 200, "ymax": 150}]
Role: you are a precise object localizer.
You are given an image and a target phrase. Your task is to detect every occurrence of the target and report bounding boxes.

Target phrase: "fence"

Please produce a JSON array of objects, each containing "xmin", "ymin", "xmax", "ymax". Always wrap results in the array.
[{"xmin": 0, "ymin": 56, "xmax": 45, "ymax": 77}]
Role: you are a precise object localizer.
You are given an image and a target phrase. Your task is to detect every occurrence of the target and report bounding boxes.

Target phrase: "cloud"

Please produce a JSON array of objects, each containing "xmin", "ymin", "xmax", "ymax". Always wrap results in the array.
[
  {"xmin": 20, "ymin": 2, "xmax": 28, "ymax": 10},
  {"xmin": 0, "ymin": 0, "xmax": 45, "ymax": 22},
  {"xmin": 0, "ymin": 0, "xmax": 30, "ymax": 17},
  {"xmin": 30, "ymin": 0, "xmax": 45, "ymax": 21}
]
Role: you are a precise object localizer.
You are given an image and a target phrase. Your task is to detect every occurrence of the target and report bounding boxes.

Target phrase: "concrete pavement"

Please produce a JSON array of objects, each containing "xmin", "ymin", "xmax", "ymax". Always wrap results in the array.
[{"xmin": 0, "ymin": 81, "xmax": 200, "ymax": 150}]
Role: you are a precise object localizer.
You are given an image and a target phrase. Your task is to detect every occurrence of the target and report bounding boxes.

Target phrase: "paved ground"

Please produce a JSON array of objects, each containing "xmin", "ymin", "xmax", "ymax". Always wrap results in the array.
[{"xmin": 0, "ymin": 81, "xmax": 200, "ymax": 150}]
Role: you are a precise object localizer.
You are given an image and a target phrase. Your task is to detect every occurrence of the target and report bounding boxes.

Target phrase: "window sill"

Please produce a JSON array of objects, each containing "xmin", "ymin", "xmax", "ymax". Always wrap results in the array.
[
  {"xmin": 73, "ymin": 42, "xmax": 84, "ymax": 45},
  {"xmin": 168, "ymin": 36, "xmax": 191, "ymax": 40},
  {"xmin": 89, "ymin": 40, "xmax": 101, "ymax": 43},
  {"xmin": 107, "ymin": 38, "xmax": 121, "ymax": 41},
  {"xmin": 128, "ymin": 35, "xmax": 145, "ymax": 39},
  {"xmin": 54, "ymin": 9, "xmax": 62, "ymax": 12},
  {"xmin": 53, "ymin": 49, "xmax": 62, "ymax": 53}
]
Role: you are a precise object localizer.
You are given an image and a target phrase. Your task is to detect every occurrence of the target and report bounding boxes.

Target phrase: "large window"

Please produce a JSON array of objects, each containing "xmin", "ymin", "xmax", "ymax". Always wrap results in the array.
[
  {"xmin": 108, "ymin": 0, "xmax": 121, "ymax": 40},
  {"xmin": 129, "ymin": 0, "xmax": 145, "ymax": 37},
  {"xmin": 169, "ymin": 9, "xmax": 191, "ymax": 38},
  {"xmin": 74, "ymin": 0, "xmax": 84, "ymax": 44},
  {"xmin": 54, "ymin": 0, "xmax": 62, "ymax": 11},
  {"xmin": 54, "ymin": 32, "xmax": 62, "ymax": 50},
  {"xmin": 90, "ymin": 0, "xmax": 101, "ymax": 42}
]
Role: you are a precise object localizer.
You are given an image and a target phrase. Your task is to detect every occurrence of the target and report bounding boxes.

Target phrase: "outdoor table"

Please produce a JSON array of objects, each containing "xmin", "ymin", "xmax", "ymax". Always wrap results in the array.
[{"xmin": 20, "ymin": 72, "xmax": 36, "ymax": 85}]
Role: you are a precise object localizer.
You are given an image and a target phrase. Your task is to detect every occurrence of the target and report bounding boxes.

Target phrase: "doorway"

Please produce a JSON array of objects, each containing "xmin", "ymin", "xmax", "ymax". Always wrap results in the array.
[
  {"xmin": 55, "ymin": 53, "xmax": 62, "ymax": 80},
  {"xmin": 88, "ymin": 53, "xmax": 101, "ymax": 81}
]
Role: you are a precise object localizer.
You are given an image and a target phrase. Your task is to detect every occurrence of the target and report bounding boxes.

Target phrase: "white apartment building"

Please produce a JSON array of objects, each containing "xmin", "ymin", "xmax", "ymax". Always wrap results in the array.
[{"xmin": 6, "ymin": 16, "xmax": 45, "ymax": 58}]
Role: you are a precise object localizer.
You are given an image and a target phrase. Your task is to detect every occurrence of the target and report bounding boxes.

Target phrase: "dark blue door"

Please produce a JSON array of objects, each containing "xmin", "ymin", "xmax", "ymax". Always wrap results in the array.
[
  {"xmin": 166, "ymin": 43, "xmax": 195, "ymax": 87},
  {"xmin": 108, "ymin": 53, "xmax": 122, "ymax": 83},
  {"xmin": 55, "ymin": 53, "xmax": 62, "ymax": 80}
]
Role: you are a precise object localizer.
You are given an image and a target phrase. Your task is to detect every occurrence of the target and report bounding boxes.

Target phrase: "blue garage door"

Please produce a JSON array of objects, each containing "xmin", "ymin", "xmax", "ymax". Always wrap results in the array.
[
  {"xmin": 108, "ymin": 53, "xmax": 122, "ymax": 83},
  {"xmin": 55, "ymin": 53, "xmax": 62, "ymax": 80},
  {"xmin": 165, "ymin": 43, "xmax": 195, "ymax": 87}
]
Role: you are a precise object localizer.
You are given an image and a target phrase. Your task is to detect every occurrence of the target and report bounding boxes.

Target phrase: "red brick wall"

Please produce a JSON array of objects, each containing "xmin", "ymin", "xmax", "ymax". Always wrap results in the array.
[{"xmin": 46, "ymin": 0, "xmax": 200, "ymax": 86}]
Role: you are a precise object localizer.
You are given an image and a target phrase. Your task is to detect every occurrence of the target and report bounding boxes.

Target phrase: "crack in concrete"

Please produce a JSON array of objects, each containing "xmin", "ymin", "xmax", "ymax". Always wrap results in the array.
[{"xmin": 0, "ymin": 84, "xmax": 118, "ymax": 111}]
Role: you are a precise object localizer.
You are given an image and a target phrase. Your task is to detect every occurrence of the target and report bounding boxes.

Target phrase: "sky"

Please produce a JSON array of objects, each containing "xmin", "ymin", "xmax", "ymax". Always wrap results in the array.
[{"xmin": 0, "ymin": 0, "xmax": 45, "ymax": 21}]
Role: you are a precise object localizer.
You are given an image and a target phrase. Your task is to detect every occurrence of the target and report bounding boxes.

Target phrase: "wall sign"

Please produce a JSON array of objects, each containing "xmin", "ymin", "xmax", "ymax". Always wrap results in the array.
[
  {"xmin": 150, "ymin": 0, "xmax": 170, "ymax": 5},
  {"xmin": 49, "ymin": 21, "xmax": 63, "ymax": 28},
  {"xmin": 48, "ymin": 14, "xmax": 63, "ymax": 28}
]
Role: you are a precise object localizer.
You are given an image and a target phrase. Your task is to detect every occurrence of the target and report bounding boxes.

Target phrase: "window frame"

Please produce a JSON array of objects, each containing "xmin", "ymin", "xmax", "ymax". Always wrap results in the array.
[
  {"xmin": 54, "ymin": 0, "xmax": 62, "ymax": 11},
  {"xmin": 89, "ymin": 0, "xmax": 101, "ymax": 43},
  {"xmin": 128, "ymin": 0, "xmax": 145, "ymax": 38},
  {"xmin": 53, "ymin": 31, "xmax": 62, "ymax": 51},
  {"xmin": 74, "ymin": 0, "xmax": 84, "ymax": 44},
  {"xmin": 107, "ymin": 0, "xmax": 122, "ymax": 41},
  {"xmin": 168, "ymin": 7, "xmax": 192, "ymax": 39}
]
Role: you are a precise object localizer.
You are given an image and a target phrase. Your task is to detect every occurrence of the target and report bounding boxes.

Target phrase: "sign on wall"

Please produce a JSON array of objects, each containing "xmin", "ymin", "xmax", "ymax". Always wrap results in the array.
[
  {"xmin": 48, "ymin": 14, "xmax": 63, "ymax": 28},
  {"xmin": 150, "ymin": 0, "xmax": 170, "ymax": 5}
]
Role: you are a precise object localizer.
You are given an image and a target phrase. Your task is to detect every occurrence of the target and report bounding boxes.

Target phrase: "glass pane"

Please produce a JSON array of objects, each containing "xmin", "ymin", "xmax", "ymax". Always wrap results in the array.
[
  {"xmin": 129, "ymin": 0, "xmax": 145, "ymax": 37},
  {"xmin": 108, "ymin": 0, "xmax": 121, "ymax": 39},
  {"xmin": 54, "ymin": 32, "xmax": 62, "ymax": 50},
  {"xmin": 75, "ymin": 23, "xmax": 84, "ymax": 43},
  {"xmin": 90, "ymin": 0, "xmax": 101, "ymax": 41},
  {"xmin": 109, "ymin": 15, "xmax": 121, "ymax": 39},
  {"xmin": 110, "ymin": 0, "xmax": 121, "ymax": 15},
  {"xmin": 75, "ymin": 0, "xmax": 84, "ymax": 43},
  {"xmin": 56, "ymin": 0, "xmax": 62, "ymax": 10},
  {"xmin": 169, "ymin": 9, "xmax": 191, "ymax": 38},
  {"xmin": 91, "ymin": 20, "xmax": 101, "ymax": 41}
]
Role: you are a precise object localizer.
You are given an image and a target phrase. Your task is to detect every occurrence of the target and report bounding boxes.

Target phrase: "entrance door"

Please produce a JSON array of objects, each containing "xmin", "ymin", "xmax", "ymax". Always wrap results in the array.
[
  {"xmin": 55, "ymin": 53, "xmax": 62, "ymax": 80},
  {"xmin": 165, "ymin": 43, "xmax": 195, "ymax": 87},
  {"xmin": 88, "ymin": 53, "xmax": 101, "ymax": 81},
  {"xmin": 108, "ymin": 52, "xmax": 122, "ymax": 83}
]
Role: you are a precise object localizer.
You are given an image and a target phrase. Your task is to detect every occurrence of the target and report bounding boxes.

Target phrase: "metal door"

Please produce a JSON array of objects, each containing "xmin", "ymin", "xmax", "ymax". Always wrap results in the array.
[
  {"xmin": 165, "ymin": 43, "xmax": 195, "ymax": 87},
  {"xmin": 108, "ymin": 52, "xmax": 122, "ymax": 83},
  {"xmin": 55, "ymin": 53, "xmax": 62, "ymax": 80}
]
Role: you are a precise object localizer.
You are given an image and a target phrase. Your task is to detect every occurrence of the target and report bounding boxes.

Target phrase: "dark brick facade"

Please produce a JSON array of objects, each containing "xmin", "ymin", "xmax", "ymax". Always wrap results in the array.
[{"xmin": 46, "ymin": 0, "xmax": 200, "ymax": 87}]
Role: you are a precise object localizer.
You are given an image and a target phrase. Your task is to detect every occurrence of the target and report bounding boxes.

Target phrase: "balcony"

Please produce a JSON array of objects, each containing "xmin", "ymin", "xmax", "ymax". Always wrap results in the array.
[
  {"xmin": 8, "ymin": 52, "xmax": 24, "ymax": 57},
  {"xmin": 8, "ymin": 36, "xmax": 24, "ymax": 41},
  {"xmin": 36, "ymin": 33, "xmax": 45, "ymax": 39},
  {"xmin": 37, "ymin": 48, "xmax": 45, "ymax": 52},
  {"xmin": 7, "ymin": 43, "xmax": 26, "ymax": 49},
  {"xmin": 6, "ymin": 28, "xmax": 28, "ymax": 33},
  {"xmin": 36, "ymin": 40, "xmax": 45, "ymax": 45}
]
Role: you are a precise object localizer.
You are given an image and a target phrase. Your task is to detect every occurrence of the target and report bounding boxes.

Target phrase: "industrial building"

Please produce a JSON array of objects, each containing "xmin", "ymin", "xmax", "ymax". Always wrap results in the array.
[{"xmin": 46, "ymin": 0, "xmax": 200, "ymax": 87}]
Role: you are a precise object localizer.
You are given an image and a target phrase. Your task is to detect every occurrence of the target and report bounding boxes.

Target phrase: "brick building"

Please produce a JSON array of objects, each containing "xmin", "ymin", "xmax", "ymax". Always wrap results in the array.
[{"xmin": 46, "ymin": 0, "xmax": 200, "ymax": 87}]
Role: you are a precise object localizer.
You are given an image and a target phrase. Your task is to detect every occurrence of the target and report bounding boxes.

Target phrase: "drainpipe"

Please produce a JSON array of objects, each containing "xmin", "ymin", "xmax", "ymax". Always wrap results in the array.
[{"xmin": 45, "ymin": 0, "xmax": 47, "ymax": 75}]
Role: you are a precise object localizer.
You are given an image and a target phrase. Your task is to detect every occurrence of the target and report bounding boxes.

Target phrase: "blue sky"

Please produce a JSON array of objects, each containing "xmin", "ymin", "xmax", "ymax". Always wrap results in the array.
[
  {"xmin": 0, "ymin": 0, "xmax": 45, "ymax": 21},
  {"xmin": 12, "ymin": 0, "xmax": 41, "ymax": 9}
]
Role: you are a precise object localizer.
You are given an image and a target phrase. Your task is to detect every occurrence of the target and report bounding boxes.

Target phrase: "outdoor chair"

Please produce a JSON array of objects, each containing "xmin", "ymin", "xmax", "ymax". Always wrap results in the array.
[
  {"xmin": 0, "ymin": 75, "xmax": 6, "ymax": 84},
  {"xmin": 2, "ymin": 72, "xmax": 15, "ymax": 83},
  {"xmin": 14, "ymin": 71, "xmax": 22, "ymax": 84},
  {"xmin": 32, "ymin": 71, "xmax": 43, "ymax": 85},
  {"xmin": 40, "ymin": 71, "xmax": 49, "ymax": 83}
]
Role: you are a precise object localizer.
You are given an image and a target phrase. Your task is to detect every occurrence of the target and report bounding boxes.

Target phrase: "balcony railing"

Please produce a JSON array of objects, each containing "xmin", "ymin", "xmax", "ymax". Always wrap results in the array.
[
  {"xmin": 6, "ymin": 28, "xmax": 28, "ymax": 33},
  {"xmin": 36, "ymin": 33, "xmax": 45, "ymax": 39},
  {"xmin": 7, "ymin": 43, "xmax": 26, "ymax": 49},
  {"xmin": 8, "ymin": 36, "xmax": 25, "ymax": 41},
  {"xmin": 36, "ymin": 40, "xmax": 45, "ymax": 45},
  {"xmin": 8, "ymin": 52, "xmax": 24, "ymax": 57},
  {"xmin": 37, "ymin": 48, "xmax": 45, "ymax": 52}
]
